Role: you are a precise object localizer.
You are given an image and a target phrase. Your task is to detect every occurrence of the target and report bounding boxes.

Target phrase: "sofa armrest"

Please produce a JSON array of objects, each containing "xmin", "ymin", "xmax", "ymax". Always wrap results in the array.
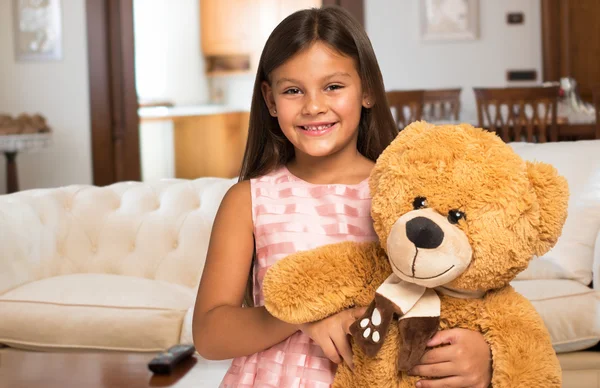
[
  {"xmin": 0, "ymin": 189, "xmax": 68, "ymax": 295},
  {"xmin": 0, "ymin": 197, "xmax": 37, "ymax": 294}
]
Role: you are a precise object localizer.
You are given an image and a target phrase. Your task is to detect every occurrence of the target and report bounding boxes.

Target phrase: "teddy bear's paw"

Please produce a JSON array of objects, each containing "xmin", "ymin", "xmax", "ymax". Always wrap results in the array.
[
  {"xmin": 358, "ymin": 307, "xmax": 383, "ymax": 343},
  {"xmin": 350, "ymin": 299, "xmax": 394, "ymax": 357}
]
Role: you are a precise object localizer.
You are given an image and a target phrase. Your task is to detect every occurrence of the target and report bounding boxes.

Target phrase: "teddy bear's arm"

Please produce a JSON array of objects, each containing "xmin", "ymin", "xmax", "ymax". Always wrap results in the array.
[
  {"xmin": 481, "ymin": 286, "xmax": 561, "ymax": 388},
  {"xmin": 263, "ymin": 241, "xmax": 391, "ymax": 324}
]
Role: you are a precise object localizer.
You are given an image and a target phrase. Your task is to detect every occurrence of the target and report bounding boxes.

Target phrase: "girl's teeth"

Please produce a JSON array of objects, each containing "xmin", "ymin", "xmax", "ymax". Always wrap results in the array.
[{"xmin": 303, "ymin": 123, "xmax": 333, "ymax": 131}]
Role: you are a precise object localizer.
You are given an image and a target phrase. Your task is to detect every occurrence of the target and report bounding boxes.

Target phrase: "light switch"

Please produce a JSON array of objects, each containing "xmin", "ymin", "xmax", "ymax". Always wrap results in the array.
[
  {"xmin": 507, "ymin": 13, "xmax": 524, "ymax": 25},
  {"xmin": 506, "ymin": 70, "xmax": 537, "ymax": 82}
]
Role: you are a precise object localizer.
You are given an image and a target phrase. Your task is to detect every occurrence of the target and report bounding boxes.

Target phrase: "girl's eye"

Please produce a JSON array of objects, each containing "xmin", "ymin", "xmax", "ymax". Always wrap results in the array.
[
  {"xmin": 283, "ymin": 88, "xmax": 301, "ymax": 95},
  {"xmin": 326, "ymin": 84, "xmax": 343, "ymax": 91}
]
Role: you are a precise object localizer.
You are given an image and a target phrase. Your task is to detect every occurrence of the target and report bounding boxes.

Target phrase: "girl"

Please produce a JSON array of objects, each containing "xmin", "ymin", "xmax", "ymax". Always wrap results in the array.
[{"xmin": 193, "ymin": 6, "xmax": 492, "ymax": 388}]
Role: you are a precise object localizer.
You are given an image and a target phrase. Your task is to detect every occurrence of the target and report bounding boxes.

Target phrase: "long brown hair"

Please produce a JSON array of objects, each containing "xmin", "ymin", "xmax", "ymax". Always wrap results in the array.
[{"xmin": 241, "ymin": 6, "xmax": 397, "ymax": 307}]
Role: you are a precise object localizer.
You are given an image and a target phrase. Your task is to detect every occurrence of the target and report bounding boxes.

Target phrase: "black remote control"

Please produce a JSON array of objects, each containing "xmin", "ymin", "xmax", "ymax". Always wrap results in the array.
[{"xmin": 148, "ymin": 344, "xmax": 196, "ymax": 374}]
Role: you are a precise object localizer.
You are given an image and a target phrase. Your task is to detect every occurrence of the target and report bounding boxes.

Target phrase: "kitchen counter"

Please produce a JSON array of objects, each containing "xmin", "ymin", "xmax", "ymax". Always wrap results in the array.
[
  {"xmin": 139, "ymin": 105, "xmax": 249, "ymax": 121},
  {"xmin": 139, "ymin": 106, "xmax": 250, "ymax": 181}
]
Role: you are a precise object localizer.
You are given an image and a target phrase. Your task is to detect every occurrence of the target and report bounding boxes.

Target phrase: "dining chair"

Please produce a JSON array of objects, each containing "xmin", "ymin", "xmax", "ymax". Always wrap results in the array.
[
  {"xmin": 423, "ymin": 88, "xmax": 462, "ymax": 123},
  {"xmin": 386, "ymin": 90, "xmax": 425, "ymax": 130},
  {"xmin": 473, "ymin": 86, "xmax": 560, "ymax": 142}
]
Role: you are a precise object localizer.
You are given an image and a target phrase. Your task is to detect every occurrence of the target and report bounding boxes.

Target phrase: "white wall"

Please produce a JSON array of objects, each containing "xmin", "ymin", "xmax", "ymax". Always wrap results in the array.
[
  {"xmin": 134, "ymin": 0, "xmax": 209, "ymax": 106},
  {"xmin": 367, "ymin": 0, "xmax": 543, "ymax": 122},
  {"xmin": 139, "ymin": 120, "xmax": 175, "ymax": 182},
  {"xmin": 0, "ymin": 0, "xmax": 92, "ymax": 194},
  {"xmin": 210, "ymin": 74, "xmax": 255, "ymax": 111}
]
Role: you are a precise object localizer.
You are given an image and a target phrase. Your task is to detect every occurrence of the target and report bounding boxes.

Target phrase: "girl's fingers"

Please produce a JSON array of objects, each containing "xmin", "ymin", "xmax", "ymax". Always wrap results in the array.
[
  {"xmin": 418, "ymin": 345, "xmax": 455, "ymax": 365},
  {"xmin": 352, "ymin": 306, "xmax": 368, "ymax": 318},
  {"xmin": 409, "ymin": 361, "xmax": 455, "ymax": 378},
  {"xmin": 343, "ymin": 307, "xmax": 367, "ymax": 334},
  {"xmin": 319, "ymin": 337, "xmax": 342, "ymax": 365},
  {"xmin": 426, "ymin": 328, "xmax": 460, "ymax": 347},
  {"xmin": 331, "ymin": 327, "xmax": 354, "ymax": 370}
]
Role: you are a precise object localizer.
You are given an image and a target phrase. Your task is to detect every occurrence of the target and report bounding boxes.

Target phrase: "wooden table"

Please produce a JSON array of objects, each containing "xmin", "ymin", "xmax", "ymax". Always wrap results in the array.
[
  {"xmin": 430, "ymin": 120, "xmax": 597, "ymax": 141},
  {"xmin": 0, "ymin": 348, "xmax": 229, "ymax": 388},
  {"xmin": 0, "ymin": 134, "xmax": 51, "ymax": 194},
  {"xmin": 557, "ymin": 123, "xmax": 598, "ymax": 140}
]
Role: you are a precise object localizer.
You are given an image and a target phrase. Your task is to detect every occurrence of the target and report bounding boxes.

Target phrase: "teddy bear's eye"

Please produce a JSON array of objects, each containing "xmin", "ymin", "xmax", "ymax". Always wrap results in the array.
[
  {"xmin": 448, "ymin": 209, "xmax": 466, "ymax": 224},
  {"xmin": 413, "ymin": 197, "xmax": 428, "ymax": 210}
]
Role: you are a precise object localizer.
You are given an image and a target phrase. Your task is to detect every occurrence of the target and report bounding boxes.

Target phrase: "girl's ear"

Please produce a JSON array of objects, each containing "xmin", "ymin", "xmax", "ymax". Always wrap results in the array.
[
  {"xmin": 362, "ymin": 91, "xmax": 374, "ymax": 108},
  {"xmin": 261, "ymin": 81, "xmax": 277, "ymax": 117}
]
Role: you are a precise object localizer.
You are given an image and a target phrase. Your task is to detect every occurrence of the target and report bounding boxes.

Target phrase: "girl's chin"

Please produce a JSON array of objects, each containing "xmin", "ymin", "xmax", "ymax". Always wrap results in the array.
[{"xmin": 296, "ymin": 143, "xmax": 341, "ymax": 158}]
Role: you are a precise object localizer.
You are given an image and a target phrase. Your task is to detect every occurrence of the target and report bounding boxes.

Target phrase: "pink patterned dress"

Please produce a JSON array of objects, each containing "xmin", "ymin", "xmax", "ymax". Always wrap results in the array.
[{"xmin": 220, "ymin": 166, "xmax": 377, "ymax": 388}]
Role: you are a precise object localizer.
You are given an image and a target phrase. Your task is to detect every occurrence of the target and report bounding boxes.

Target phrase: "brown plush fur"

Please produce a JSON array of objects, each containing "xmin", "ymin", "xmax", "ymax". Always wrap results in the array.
[{"xmin": 263, "ymin": 122, "xmax": 568, "ymax": 387}]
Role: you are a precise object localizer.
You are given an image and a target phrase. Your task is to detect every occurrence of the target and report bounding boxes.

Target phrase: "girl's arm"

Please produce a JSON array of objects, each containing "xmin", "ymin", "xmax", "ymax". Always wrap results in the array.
[{"xmin": 192, "ymin": 181, "xmax": 298, "ymax": 360}]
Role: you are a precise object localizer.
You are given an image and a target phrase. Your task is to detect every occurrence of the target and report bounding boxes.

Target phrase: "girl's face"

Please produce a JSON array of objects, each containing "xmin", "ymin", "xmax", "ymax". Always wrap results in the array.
[{"xmin": 262, "ymin": 41, "xmax": 371, "ymax": 159}]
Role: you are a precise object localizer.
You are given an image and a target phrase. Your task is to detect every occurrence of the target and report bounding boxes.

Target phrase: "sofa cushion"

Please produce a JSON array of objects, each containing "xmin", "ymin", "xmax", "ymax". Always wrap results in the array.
[
  {"xmin": 512, "ymin": 279, "xmax": 600, "ymax": 353},
  {"xmin": 559, "ymin": 351, "xmax": 600, "ymax": 388},
  {"xmin": 0, "ymin": 273, "xmax": 194, "ymax": 351},
  {"xmin": 510, "ymin": 140, "xmax": 600, "ymax": 286}
]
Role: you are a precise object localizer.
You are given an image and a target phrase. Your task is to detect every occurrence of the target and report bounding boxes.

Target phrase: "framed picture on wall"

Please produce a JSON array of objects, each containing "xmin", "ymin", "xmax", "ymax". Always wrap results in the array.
[
  {"xmin": 13, "ymin": 0, "xmax": 63, "ymax": 61},
  {"xmin": 420, "ymin": 0, "xmax": 479, "ymax": 41}
]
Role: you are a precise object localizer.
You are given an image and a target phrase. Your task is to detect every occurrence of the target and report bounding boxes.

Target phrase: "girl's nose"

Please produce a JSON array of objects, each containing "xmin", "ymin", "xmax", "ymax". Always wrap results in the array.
[{"xmin": 302, "ymin": 93, "xmax": 327, "ymax": 116}]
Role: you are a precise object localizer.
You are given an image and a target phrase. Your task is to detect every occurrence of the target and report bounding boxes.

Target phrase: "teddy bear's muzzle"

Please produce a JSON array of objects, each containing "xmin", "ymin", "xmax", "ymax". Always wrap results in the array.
[
  {"xmin": 405, "ymin": 216, "xmax": 444, "ymax": 249},
  {"xmin": 387, "ymin": 208, "xmax": 473, "ymax": 288}
]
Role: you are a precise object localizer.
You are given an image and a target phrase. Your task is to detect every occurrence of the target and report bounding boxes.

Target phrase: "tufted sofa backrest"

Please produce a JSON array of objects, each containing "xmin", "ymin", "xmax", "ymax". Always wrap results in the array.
[{"xmin": 0, "ymin": 178, "xmax": 236, "ymax": 294}]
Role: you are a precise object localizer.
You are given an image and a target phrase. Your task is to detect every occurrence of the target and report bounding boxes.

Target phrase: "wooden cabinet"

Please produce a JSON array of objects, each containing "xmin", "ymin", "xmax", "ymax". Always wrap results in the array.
[
  {"xmin": 200, "ymin": 0, "xmax": 257, "ymax": 56},
  {"xmin": 173, "ymin": 112, "xmax": 250, "ymax": 179},
  {"xmin": 278, "ymin": 0, "xmax": 322, "ymax": 19},
  {"xmin": 200, "ymin": 0, "xmax": 322, "ymax": 58}
]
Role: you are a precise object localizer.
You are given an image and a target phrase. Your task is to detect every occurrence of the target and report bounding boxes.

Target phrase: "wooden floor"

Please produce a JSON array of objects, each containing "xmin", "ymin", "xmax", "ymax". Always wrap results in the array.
[{"xmin": 0, "ymin": 347, "xmax": 228, "ymax": 388}]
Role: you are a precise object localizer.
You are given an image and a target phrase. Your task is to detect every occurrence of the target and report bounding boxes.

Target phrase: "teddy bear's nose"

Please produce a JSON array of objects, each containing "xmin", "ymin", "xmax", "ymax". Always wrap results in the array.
[{"xmin": 405, "ymin": 217, "xmax": 444, "ymax": 249}]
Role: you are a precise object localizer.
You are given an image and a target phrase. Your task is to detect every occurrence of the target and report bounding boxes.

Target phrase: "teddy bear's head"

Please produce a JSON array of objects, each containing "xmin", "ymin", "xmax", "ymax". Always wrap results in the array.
[{"xmin": 370, "ymin": 121, "xmax": 568, "ymax": 292}]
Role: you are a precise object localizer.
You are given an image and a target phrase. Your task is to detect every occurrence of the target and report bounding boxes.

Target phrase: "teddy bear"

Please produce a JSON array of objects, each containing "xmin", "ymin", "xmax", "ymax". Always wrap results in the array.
[{"xmin": 263, "ymin": 121, "xmax": 568, "ymax": 387}]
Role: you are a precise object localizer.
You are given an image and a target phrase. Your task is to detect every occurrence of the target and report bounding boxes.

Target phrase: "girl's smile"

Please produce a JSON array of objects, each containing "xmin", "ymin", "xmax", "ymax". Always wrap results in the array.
[{"xmin": 297, "ymin": 121, "xmax": 338, "ymax": 137}]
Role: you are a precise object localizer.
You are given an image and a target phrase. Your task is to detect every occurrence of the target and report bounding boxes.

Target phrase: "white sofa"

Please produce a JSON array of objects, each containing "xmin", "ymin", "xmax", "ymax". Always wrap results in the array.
[
  {"xmin": 508, "ymin": 139, "xmax": 600, "ymax": 388},
  {"xmin": 0, "ymin": 140, "xmax": 599, "ymax": 387},
  {"xmin": 0, "ymin": 179, "xmax": 236, "ymax": 357}
]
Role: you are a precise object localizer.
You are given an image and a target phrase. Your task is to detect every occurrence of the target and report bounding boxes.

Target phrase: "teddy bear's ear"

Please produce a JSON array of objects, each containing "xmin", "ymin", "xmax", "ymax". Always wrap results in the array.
[
  {"xmin": 371, "ymin": 121, "xmax": 433, "ymax": 188},
  {"xmin": 526, "ymin": 161, "xmax": 569, "ymax": 256},
  {"xmin": 394, "ymin": 121, "xmax": 433, "ymax": 146}
]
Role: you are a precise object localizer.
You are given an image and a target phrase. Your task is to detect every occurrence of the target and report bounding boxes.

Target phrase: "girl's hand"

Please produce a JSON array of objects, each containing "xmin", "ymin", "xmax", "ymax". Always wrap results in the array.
[
  {"xmin": 408, "ymin": 328, "xmax": 492, "ymax": 388},
  {"xmin": 299, "ymin": 306, "xmax": 367, "ymax": 370}
]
